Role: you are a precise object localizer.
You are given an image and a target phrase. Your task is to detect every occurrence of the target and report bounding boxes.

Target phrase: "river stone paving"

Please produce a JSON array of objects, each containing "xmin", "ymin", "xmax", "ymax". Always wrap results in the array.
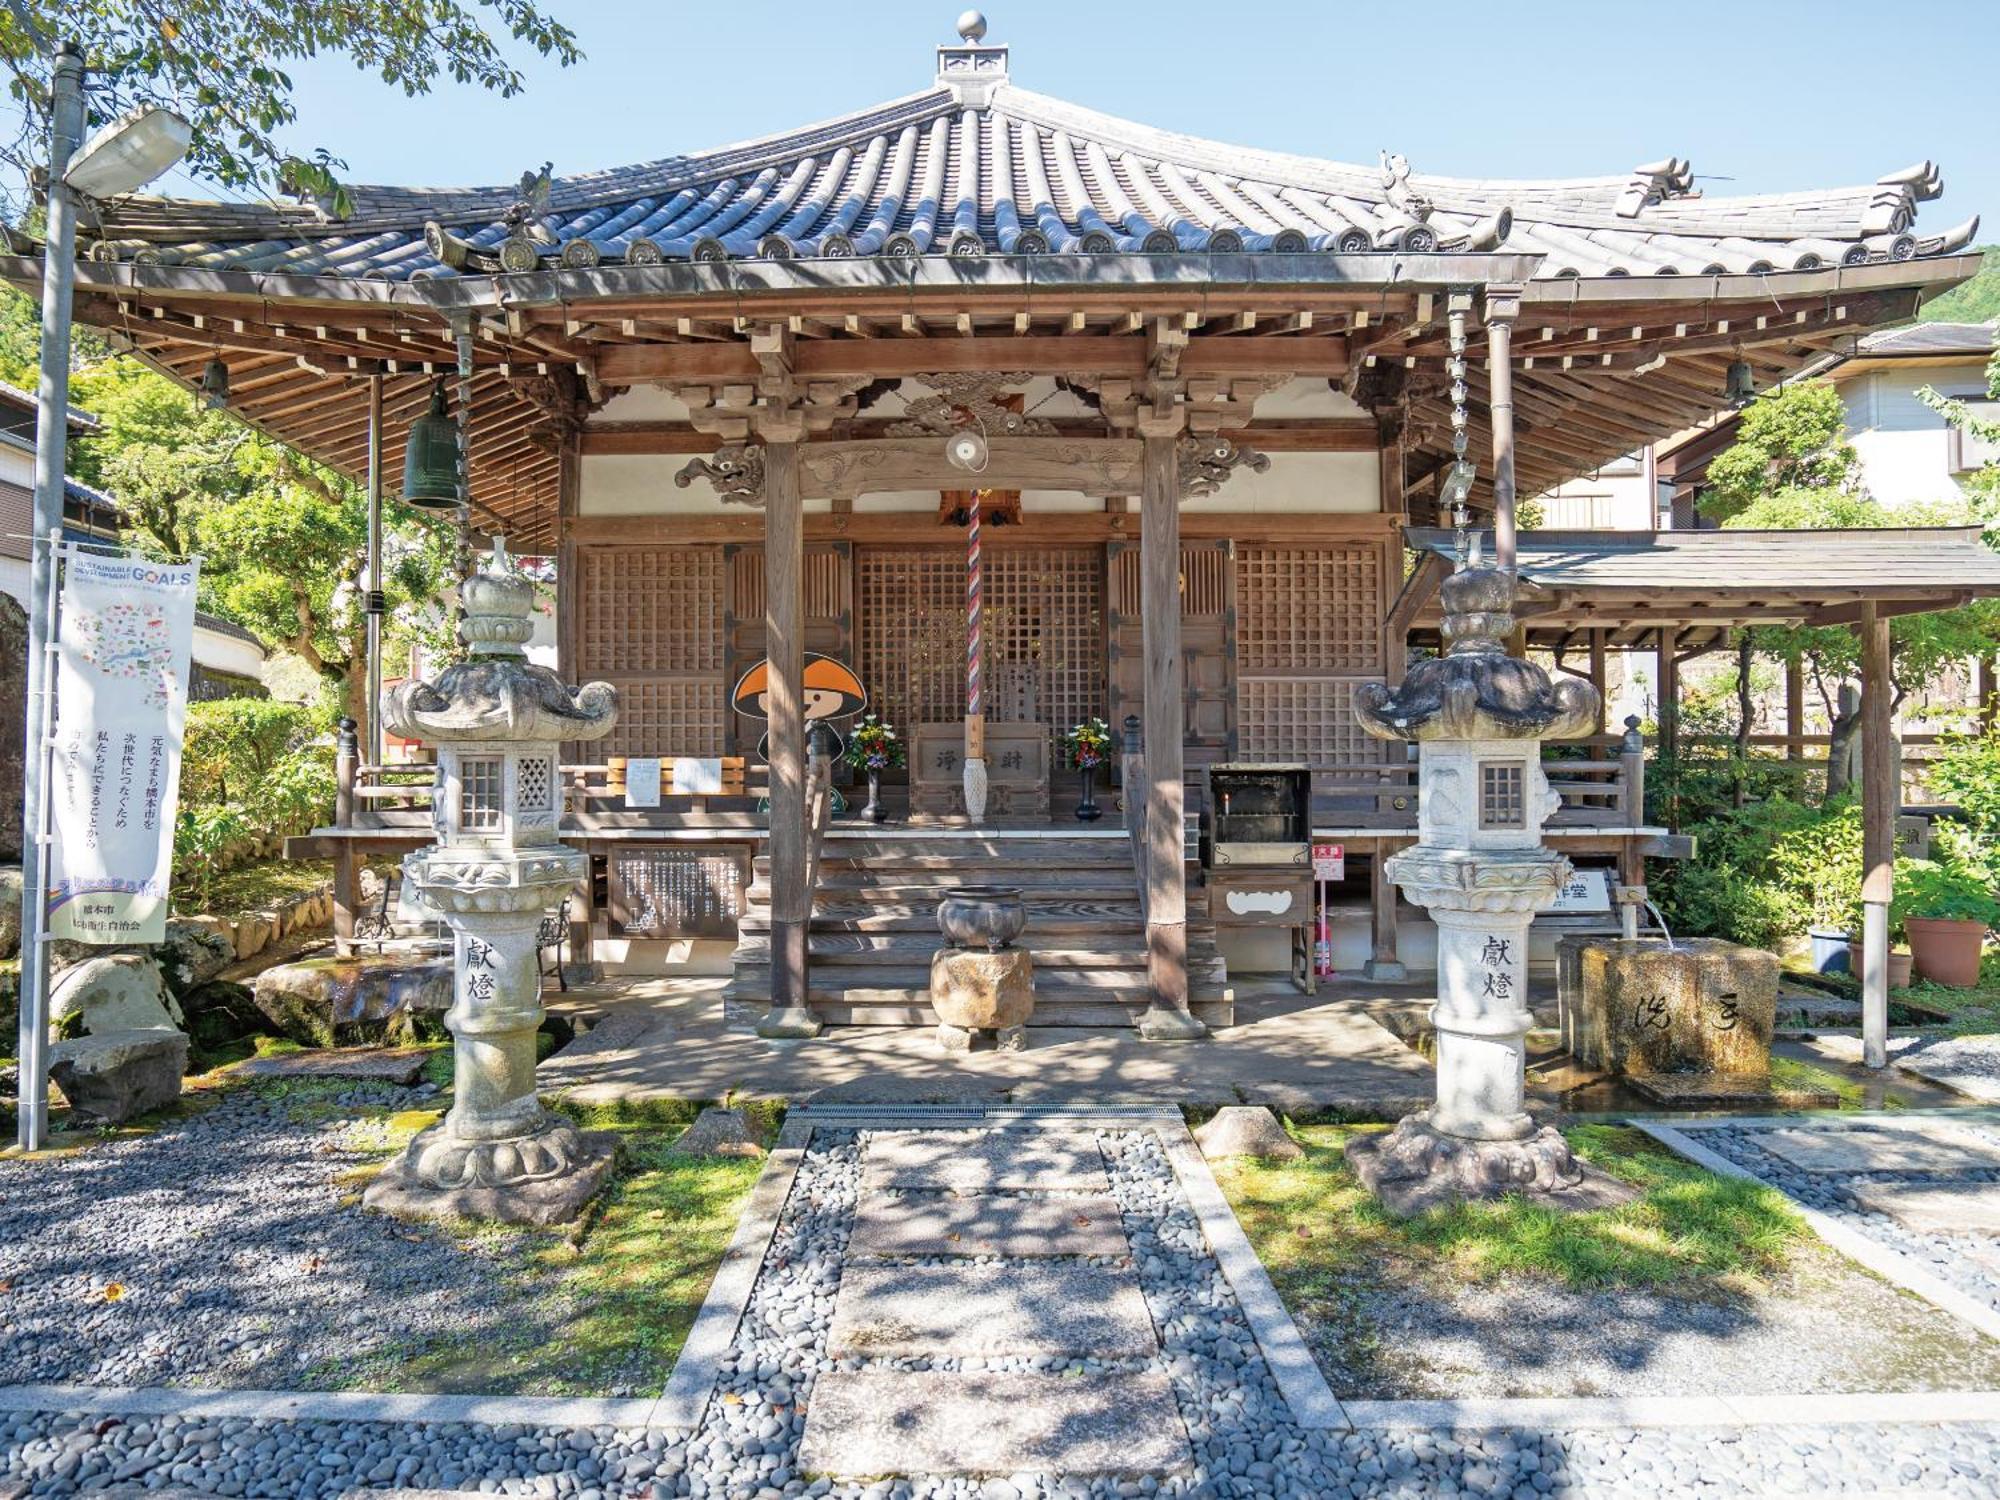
[{"xmin": 1700, "ymin": 1115, "xmax": 2000, "ymax": 1321}]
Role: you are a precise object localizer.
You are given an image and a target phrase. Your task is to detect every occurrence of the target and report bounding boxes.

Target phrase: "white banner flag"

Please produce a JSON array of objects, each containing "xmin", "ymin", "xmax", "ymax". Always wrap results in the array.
[{"xmin": 48, "ymin": 550, "xmax": 200, "ymax": 944}]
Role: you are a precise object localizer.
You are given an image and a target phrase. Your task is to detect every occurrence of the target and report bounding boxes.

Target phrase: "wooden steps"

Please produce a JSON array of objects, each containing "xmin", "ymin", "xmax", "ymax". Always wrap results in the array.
[{"xmin": 727, "ymin": 828, "xmax": 1230, "ymax": 1031}]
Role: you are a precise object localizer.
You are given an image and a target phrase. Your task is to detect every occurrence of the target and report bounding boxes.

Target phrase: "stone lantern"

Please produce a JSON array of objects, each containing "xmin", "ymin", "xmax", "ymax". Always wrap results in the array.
[
  {"xmin": 364, "ymin": 540, "xmax": 620, "ymax": 1225},
  {"xmin": 1347, "ymin": 553, "xmax": 1633, "ymax": 1214}
]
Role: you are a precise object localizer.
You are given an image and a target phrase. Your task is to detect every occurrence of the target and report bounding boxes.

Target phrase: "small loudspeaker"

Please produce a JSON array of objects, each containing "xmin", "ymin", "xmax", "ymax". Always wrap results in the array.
[{"xmin": 945, "ymin": 429, "xmax": 988, "ymax": 472}]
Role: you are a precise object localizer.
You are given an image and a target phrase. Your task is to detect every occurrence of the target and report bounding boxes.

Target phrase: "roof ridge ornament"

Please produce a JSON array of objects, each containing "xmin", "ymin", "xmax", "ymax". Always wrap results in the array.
[
  {"xmin": 938, "ymin": 9, "xmax": 1008, "ymax": 107},
  {"xmin": 1863, "ymin": 160, "xmax": 1944, "ymax": 236},
  {"xmin": 1615, "ymin": 156, "xmax": 1695, "ymax": 218}
]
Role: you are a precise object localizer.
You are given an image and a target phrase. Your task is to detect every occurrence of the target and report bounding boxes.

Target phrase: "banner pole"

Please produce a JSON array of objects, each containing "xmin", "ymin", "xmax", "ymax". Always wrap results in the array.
[
  {"xmin": 19, "ymin": 538, "xmax": 68, "ymax": 1149},
  {"xmin": 16, "ymin": 41, "xmax": 86, "ymax": 1154}
]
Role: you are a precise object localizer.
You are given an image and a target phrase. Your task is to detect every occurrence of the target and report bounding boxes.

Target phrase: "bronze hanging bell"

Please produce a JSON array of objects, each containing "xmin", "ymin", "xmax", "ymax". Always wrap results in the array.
[
  {"xmin": 401, "ymin": 381, "xmax": 462, "ymax": 508},
  {"xmin": 198, "ymin": 355, "xmax": 229, "ymax": 409},
  {"xmin": 1724, "ymin": 357, "xmax": 1757, "ymax": 409}
]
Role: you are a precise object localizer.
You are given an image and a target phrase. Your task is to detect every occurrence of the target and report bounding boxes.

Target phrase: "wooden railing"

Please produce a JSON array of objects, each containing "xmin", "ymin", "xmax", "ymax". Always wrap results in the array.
[
  {"xmin": 803, "ymin": 734, "xmax": 835, "ymax": 897},
  {"xmin": 1121, "ymin": 714, "xmax": 1149, "ymax": 918}
]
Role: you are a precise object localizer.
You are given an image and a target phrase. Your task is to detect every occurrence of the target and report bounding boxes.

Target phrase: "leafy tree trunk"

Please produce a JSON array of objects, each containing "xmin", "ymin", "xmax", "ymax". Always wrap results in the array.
[
  {"xmin": 1734, "ymin": 633, "xmax": 1754, "ymax": 808},
  {"xmin": 1826, "ymin": 683, "xmax": 1862, "ymax": 801}
]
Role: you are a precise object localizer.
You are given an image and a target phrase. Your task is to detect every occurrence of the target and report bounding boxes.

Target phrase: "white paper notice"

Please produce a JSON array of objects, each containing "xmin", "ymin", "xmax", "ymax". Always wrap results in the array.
[
  {"xmin": 673, "ymin": 756, "xmax": 724, "ymax": 794},
  {"xmin": 625, "ymin": 756, "xmax": 662, "ymax": 808},
  {"xmin": 1548, "ymin": 868, "xmax": 1612, "ymax": 914}
]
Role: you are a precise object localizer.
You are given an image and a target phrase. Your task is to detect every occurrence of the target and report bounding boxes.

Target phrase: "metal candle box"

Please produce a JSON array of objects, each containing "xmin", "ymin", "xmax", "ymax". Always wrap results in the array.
[{"xmin": 1204, "ymin": 764, "xmax": 1311, "ymax": 869}]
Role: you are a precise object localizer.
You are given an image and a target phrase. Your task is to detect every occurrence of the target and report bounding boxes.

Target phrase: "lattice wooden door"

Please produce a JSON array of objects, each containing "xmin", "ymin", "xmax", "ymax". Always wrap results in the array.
[
  {"xmin": 722, "ymin": 542, "xmax": 853, "ymax": 756},
  {"xmin": 1233, "ymin": 541, "xmax": 1389, "ymax": 766},
  {"xmin": 857, "ymin": 544, "xmax": 1105, "ymax": 742},
  {"xmin": 574, "ymin": 544, "xmax": 727, "ymax": 759},
  {"xmin": 1106, "ymin": 539, "xmax": 1236, "ymax": 768}
]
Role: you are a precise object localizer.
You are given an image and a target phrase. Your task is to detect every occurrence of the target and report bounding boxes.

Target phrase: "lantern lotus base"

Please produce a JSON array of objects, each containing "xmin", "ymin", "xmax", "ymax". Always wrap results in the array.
[
  {"xmin": 364, "ymin": 1114, "xmax": 618, "ymax": 1227},
  {"xmin": 1344, "ymin": 1111, "xmax": 1638, "ymax": 1219}
]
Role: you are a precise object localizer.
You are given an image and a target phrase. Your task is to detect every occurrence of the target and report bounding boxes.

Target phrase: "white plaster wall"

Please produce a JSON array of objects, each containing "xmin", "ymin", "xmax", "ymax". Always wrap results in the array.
[
  {"xmin": 1842, "ymin": 367, "xmax": 1985, "ymax": 511},
  {"xmin": 1180, "ymin": 451, "xmax": 1379, "ymax": 514},
  {"xmin": 191, "ymin": 624, "xmax": 266, "ymax": 680},
  {"xmin": 0, "ymin": 553, "xmax": 28, "ymax": 608}
]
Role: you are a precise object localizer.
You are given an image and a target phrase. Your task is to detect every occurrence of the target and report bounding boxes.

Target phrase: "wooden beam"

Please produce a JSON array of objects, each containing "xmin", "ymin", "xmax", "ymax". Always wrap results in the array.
[
  {"xmin": 578, "ymin": 416, "xmax": 1380, "ymax": 458},
  {"xmin": 758, "ymin": 428, "xmax": 816, "ymax": 1038}
]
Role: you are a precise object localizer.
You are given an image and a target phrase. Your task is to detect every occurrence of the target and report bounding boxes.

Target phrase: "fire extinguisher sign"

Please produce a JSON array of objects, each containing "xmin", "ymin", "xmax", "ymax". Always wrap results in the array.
[{"xmin": 1312, "ymin": 842, "xmax": 1345, "ymax": 881}]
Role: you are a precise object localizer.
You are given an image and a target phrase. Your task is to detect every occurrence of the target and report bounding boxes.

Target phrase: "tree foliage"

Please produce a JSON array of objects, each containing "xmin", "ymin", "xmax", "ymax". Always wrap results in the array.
[
  {"xmin": 1701, "ymin": 378, "xmax": 2000, "ymax": 709},
  {"xmin": 0, "ymin": 0, "xmax": 580, "ymax": 216},
  {"xmin": 1918, "ymin": 246, "xmax": 2000, "ymax": 325}
]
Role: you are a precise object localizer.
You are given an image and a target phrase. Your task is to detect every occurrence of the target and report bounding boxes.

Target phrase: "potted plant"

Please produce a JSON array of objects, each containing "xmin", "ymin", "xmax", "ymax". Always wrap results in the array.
[
  {"xmin": 845, "ymin": 714, "xmax": 904, "ymax": 824},
  {"xmin": 1062, "ymin": 717, "xmax": 1113, "ymax": 823},
  {"xmin": 1895, "ymin": 857, "xmax": 1999, "ymax": 988}
]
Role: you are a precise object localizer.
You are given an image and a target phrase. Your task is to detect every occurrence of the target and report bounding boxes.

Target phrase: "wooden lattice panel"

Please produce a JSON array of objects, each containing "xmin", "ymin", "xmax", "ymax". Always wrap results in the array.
[
  {"xmin": 728, "ymin": 545, "xmax": 848, "ymax": 623},
  {"xmin": 858, "ymin": 545, "xmax": 1105, "ymax": 738},
  {"xmin": 1235, "ymin": 544, "xmax": 1382, "ymax": 674},
  {"xmin": 984, "ymin": 546, "xmax": 1106, "ymax": 731},
  {"xmin": 597, "ymin": 678, "xmax": 728, "ymax": 760},
  {"xmin": 859, "ymin": 548, "xmax": 967, "ymax": 731},
  {"xmin": 1235, "ymin": 678, "xmax": 1373, "ymax": 766},
  {"xmin": 579, "ymin": 546, "xmax": 724, "ymax": 675}
]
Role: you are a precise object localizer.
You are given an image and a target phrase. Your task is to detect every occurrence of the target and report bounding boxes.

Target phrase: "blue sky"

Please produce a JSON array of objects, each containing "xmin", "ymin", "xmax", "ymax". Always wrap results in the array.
[{"xmin": 168, "ymin": 2, "xmax": 2000, "ymax": 242}]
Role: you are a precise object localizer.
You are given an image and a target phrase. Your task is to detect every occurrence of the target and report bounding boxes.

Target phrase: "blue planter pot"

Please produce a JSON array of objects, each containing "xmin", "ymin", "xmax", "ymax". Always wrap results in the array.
[{"xmin": 1809, "ymin": 925, "xmax": 1852, "ymax": 974}]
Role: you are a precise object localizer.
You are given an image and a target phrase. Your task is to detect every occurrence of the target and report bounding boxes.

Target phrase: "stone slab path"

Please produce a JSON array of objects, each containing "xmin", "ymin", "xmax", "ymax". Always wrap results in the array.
[
  {"xmin": 826, "ymin": 1262, "xmax": 1158, "ymax": 1359},
  {"xmin": 847, "ymin": 1191, "xmax": 1128, "ymax": 1257},
  {"xmin": 1755, "ymin": 1119, "xmax": 2000, "ymax": 1176},
  {"xmin": 798, "ymin": 1370, "xmax": 1189, "ymax": 1477}
]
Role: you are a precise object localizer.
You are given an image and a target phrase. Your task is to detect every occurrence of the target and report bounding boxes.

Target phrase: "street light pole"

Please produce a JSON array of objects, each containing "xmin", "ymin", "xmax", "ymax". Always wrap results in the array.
[{"xmin": 16, "ymin": 39, "xmax": 87, "ymax": 1152}]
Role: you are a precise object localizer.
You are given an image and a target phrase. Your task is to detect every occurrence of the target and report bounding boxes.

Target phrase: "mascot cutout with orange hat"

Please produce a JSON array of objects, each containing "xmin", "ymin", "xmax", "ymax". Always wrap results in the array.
[{"xmin": 731, "ymin": 653, "xmax": 869, "ymax": 763}]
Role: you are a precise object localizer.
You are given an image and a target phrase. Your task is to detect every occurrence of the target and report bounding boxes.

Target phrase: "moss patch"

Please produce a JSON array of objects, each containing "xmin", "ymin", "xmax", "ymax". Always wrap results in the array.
[
  {"xmin": 334, "ymin": 1119, "xmax": 762, "ymax": 1396},
  {"xmin": 1221, "ymin": 1123, "xmax": 1806, "ymax": 1294},
  {"xmin": 1216, "ymin": 1121, "xmax": 1814, "ymax": 1397}
]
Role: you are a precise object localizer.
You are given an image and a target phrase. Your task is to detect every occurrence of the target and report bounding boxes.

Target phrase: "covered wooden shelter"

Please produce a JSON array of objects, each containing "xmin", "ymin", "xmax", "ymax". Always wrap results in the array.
[{"xmin": 5, "ymin": 16, "xmax": 1989, "ymax": 1045}]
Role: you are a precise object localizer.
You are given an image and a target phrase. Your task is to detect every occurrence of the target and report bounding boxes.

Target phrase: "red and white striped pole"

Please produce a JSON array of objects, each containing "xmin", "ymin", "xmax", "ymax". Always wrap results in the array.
[{"xmin": 963, "ymin": 488, "xmax": 988, "ymax": 821}]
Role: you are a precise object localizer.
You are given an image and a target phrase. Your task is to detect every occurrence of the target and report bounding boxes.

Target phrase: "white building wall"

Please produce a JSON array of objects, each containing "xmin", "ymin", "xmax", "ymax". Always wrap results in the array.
[{"xmin": 1841, "ymin": 366, "xmax": 1989, "ymax": 511}]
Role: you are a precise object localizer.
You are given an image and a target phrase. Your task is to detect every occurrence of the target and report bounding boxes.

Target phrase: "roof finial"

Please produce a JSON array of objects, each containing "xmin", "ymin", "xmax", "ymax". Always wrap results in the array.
[{"xmin": 938, "ymin": 8, "xmax": 1007, "ymax": 105}]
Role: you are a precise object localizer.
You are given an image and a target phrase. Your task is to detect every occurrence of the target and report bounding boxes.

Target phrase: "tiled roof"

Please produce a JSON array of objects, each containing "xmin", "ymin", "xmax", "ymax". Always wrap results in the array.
[
  {"xmin": 77, "ymin": 30, "xmax": 1978, "ymax": 285},
  {"xmin": 1856, "ymin": 321, "xmax": 1998, "ymax": 357},
  {"xmin": 1406, "ymin": 526, "xmax": 2000, "ymax": 594}
]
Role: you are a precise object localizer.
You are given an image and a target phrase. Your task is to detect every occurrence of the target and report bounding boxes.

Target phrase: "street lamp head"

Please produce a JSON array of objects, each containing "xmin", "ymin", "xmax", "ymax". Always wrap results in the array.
[{"xmin": 63, "ymin": 105, "xmax": 192, "ymax": 199}]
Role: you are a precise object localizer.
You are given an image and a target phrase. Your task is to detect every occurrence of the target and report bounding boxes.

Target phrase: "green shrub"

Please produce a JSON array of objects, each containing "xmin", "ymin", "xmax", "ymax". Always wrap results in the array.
[
  {"xmin": 1895, "ymin": 857, "xmax": 2000, "ymax": 930},
  {"xmin": 1927, "ymin": 731, "xmax": 2000, "ymax": 871},
  {"xmin": 173, "ymin": 741, "xmax": 335, "ymax": 908},
  {"xmin": 1655, "ymin": 796, "xmax": 1860, "ymax": 946},
  {"xmin": 181, "ymin": 699, "xmax": 317, "ymax": 805}
]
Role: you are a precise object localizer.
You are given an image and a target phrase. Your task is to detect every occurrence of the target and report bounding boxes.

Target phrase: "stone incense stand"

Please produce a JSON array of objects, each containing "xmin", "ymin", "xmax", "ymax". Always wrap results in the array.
[
  {"xmin": 363, "ymin": 541, "xmax": 621, "ymax": 1226},
  {"xmin": 1346, "ymin": 552, "xmax": 1636, "ymax": 1217}
]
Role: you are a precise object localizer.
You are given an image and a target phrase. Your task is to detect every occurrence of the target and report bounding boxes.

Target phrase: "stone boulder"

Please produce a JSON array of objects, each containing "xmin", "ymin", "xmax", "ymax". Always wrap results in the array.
[
  {"xmin": 49, "ymin": 1028, "xmax": 189, "ymax": 1123},
  {"xmin": 1194, "ymin": 1106, "xmax": 1304, "ymax": 1161},
  {"xmin": 155, "ymin": 918, "xmax": 237, "ymax": 996},
  {"xmin": 670, "ymin": 1106, "xmax": 771, "ymax": 1159},
  {"xmin": 50, "ymin": 953, "xmax": 185, "ymax": 1035},
  {"xmin": 252, "ymin": 955, "xmax": 452, "ymax": 1047}
]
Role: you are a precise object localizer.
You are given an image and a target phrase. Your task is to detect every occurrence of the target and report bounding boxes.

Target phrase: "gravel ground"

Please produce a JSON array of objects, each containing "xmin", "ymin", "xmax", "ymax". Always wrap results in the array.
[
  {"xmin": 8, "ymin": 1115, "xmax": 2000, "ymax": 1496},
  {"xmin": 1328, "ymin": 1242, "xmax": 2000, "ymax": 1399},
  {"xmin": 0, "ymin": 1082, "xmax": 559, "ymax": 1391},
  {"xmin": 1700, "ymin": 1118, "xmax": 2000, "ymax": 1318}
]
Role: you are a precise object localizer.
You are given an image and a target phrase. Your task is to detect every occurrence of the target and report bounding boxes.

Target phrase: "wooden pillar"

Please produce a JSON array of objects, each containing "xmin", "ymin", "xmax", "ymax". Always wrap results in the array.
[
  {"xmin": 1365, "ymin": 836, "xmax": 1407, "ymax": 981},
  {"xmin": 757, "ymin": 424, "xmax": 819, "ymax": 1038},
  {"xmin": 555, "ymin": 424, "xmax": 582, "ymax": 682},
  {"xmin": 332, "ymin": 717, "xmax": 359, "ymax": 955},
  {"xmin": 1859, "ymin": 603, "xmax": 1895, "ymax": 1070},
  {"xmin": 1785, "ymin": 654, "xmax": 1806, "ymax": 763},
  {"xmin": 1485, "ymin": 285, "xmax": 1523, "ymax": 573},
  {"xmin": 1588, "ymin": 630, "xmax": 1609, "ymax": 732},
  {"xmin": 1658, "ymin": 627, "xmax": 1681, "ymax": 832},
  {"xmin": 1137, "ymin": 413, "xmax": 1205, "ymax": 1040}
]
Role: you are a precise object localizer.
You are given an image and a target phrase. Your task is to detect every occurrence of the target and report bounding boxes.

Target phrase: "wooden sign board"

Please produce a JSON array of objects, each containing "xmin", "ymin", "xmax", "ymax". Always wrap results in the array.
[
  {"xmin": 606, "ymin": 844, "xmax": 750, "ymax": 939},
  {"xmin": 911, "ymin": 721, "xmax": 1050, "ymax": 819}
]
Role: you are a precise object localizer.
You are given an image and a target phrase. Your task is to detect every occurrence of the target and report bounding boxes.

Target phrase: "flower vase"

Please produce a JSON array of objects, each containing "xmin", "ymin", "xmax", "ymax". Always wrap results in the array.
[
  {"xmin": 862, "ymin": 766, "xmax": 887, "ymax": 823},
  {"xmin": 1076, "ymin": 759, "xmax": 1102, "ymax": 822}
]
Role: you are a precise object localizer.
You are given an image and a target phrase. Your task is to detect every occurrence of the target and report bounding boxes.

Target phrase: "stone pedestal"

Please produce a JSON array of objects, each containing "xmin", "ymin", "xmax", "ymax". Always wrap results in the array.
[{"xmin": 931, "ymin": 945, "xmax": 1034, "ymax": 1052}]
